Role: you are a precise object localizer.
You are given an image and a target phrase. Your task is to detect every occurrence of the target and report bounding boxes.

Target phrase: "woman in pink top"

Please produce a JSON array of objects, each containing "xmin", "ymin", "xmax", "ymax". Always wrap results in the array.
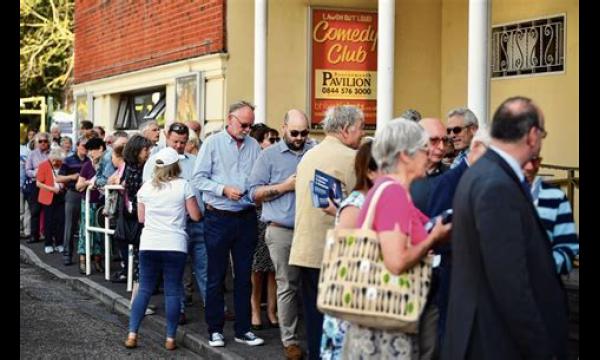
[{"xmin": 342, "ymin": 118, "xmax": 451, "ymax": 359}]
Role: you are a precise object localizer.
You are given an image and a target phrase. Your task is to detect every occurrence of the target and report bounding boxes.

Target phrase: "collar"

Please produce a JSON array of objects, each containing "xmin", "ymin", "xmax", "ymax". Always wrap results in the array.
[
  {"xmin": 531, "ymin": 176, "xmax": 543, "ymax": 202},
  {"xmin": 489, "ymin": 145, "xmax": 525, "ymax": 183},
  {"xmin": 278, "ymin": 139, "xmax": 311, "ymax": 155},
  {"xmin": 225, "ymin": 126, "xmax": 245, "ymax": 145}
]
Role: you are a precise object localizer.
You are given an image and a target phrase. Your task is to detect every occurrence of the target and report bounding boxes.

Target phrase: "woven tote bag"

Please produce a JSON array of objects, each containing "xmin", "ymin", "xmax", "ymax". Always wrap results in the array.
[{"xmin": 317, "ymin": 181, "xmax": 433, "ymax": 333}]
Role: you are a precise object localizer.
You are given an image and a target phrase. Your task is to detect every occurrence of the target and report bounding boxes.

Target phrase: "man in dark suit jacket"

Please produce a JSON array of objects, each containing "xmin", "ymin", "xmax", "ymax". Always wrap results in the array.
[{"xmin": 442, "ymin": 97, "xmax": 568, "ymax": 360}]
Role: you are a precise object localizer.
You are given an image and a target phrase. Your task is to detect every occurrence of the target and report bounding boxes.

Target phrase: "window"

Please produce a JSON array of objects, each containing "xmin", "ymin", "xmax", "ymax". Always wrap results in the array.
[
  {"xmin": 492, "ymin": 15, "xmax": 565, "ymax": 78},
  {"xmin": 114, "ymin": 89, "xmax": 166, "ymax": 130}
]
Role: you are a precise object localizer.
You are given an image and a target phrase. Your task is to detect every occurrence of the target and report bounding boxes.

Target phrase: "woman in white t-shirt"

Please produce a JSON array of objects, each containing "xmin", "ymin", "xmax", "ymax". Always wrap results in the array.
[{"xmin": 124, "ymin": 147, "xmax": 202, "ymax": 351}]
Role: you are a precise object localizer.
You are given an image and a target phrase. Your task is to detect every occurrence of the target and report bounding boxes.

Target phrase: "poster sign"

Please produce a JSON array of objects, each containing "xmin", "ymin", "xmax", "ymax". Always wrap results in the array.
[
  {"xmin": 310, "ymin": 8, "xmax": 378, "ymax": 128},
  {"xmin": 175, "ymin": 73, "xmax": 202, "ymax": 123}
]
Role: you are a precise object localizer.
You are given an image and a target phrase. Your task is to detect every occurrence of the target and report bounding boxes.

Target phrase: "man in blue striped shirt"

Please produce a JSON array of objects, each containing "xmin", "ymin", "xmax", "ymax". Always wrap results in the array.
[
  {"xmin": 524, "ymin": 156, "xmax": 579, "ymax": 274},
  {"xmin": 192, "ymin": 100, "xmax": 263, "ymax": 347}
]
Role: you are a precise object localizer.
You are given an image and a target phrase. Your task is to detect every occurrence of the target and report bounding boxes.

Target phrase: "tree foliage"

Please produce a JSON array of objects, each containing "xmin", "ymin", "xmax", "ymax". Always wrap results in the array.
[{"xmin": 20, "ymin": 0, "xmax": 74, "ymax": 105}]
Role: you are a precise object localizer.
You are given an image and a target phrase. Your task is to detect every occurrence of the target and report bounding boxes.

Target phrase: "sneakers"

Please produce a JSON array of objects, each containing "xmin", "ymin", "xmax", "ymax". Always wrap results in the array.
[
  {"xmin": 55, "ymin": 245, "xmax": 64, "ymax": 253},
  {"xmin": 44, "ymin": 246, "xmax": 54, "ymax": 254},
  {"xmin": 208, "ymin": 332, "xmax": 225, "ymax": 347},
  {"xmin": 234, "ymin": 331, "xmax": 264, "ymax": 346},
  {"xmin": 145, "ymin": 308, "xmax": 155, "ymax": 316}
]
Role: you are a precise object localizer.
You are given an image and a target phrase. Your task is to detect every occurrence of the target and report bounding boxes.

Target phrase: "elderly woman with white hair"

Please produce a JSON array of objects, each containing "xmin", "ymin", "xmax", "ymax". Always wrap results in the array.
[
  {"xmin": 341, "ymin": 118, "xmax": 451, "ymax": 359},
  {"xmin": 35, "ymin": 147, "xmax": 68, "ymax": 254}
]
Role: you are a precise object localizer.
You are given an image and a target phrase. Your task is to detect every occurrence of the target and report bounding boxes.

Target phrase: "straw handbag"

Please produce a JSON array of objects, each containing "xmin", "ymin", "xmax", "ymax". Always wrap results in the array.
[{"xmin": 317, "ymin": 181, "xmax": 433, "ymax": 333}]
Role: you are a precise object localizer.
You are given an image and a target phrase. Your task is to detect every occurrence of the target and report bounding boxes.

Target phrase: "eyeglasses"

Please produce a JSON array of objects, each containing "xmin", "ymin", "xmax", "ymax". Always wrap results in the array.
[
  {"xmin": 430, "ymin": 136, "xmax": 449, "ymax": 146},
  {"xmin": 289, "ymin": 129, "xmax": 310, "ymax": 138},
  {"xmin": 268, "ymin": 137, "xmax": 280, "ymax": 144},
  {"xmin": 536, "ymin": 127, "xmax": 548, "ymax": 139},
  {"xmin": 447, "ymin": 124, "xmax": 473, "ymax": 135},
  {"xmin": 231, "ymin": 114, "xmax": 252, "ymax": 129},
  {"xmin": 38, "ymin": 139, "xmax": 49, "ymax": 144}
]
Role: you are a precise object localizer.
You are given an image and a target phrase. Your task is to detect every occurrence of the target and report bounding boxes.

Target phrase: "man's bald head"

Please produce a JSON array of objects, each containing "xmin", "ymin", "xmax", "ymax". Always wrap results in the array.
[
  {"xmin": 185, "ymin": 120, "xmax": 202, "ymax": 137},
  {"xmin": 491, "ymin": 96, "xmax": 545, "ymax": 143},
  {"xmin": 283, "ymin": 109, "xmax": 310, "ymax": 151},
  {"xmin": 419, "ymin": 117, "xmax": 447, "ymax": 166}
]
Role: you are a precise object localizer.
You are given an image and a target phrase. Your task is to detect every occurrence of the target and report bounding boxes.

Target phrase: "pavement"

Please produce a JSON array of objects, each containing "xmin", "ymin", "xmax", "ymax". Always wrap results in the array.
[{"xmin": 20, "ymin": 238, "xmax": 307, "ymax": 360}]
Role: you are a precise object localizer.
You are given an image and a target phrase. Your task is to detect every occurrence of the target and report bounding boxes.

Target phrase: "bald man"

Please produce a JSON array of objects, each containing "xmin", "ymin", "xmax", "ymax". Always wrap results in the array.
[
  {"xmin": 409, "ymin": 117, "xmax": 450, "ymax": 214},
  {"xmin": 185, "ymin": 120, "xmax": 202, "ymax": 138},
  {"xmin": 247, "ymin": 109, "xmax": 315, "ymax": 359}
]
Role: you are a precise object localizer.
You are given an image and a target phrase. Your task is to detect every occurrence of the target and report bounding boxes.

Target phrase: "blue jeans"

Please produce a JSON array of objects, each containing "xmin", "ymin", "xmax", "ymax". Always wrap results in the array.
[
  {"xmin": 204, "ymin": 209, "xmax": 257, "ymax": 337},
  {"xmin": 180, "ymin": 220, "xmax": 208, "ymax": 309},
  {"xmin": 129, "ymin": 250, "xmax": 187, "ymax": 338}
]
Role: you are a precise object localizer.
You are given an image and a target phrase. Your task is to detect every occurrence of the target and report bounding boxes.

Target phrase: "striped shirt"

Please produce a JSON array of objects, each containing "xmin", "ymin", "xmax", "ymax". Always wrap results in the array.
[{"xmin": 531, "ymin": 176, "xmax": 579, "ymax": 274}]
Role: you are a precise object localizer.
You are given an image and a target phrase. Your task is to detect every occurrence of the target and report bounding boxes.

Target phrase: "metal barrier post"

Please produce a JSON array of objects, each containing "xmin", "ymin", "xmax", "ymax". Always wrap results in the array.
[
  {"xmin": 127, "ymin": 244, "xmax": 134, "ymax": 292},
  {"xmin": 85, "ymin": 188, "xmax": 91, "ymax": 276},
  {"xmin": 104, "ymin": 187, "xmax": 111, "ymax": 281}
]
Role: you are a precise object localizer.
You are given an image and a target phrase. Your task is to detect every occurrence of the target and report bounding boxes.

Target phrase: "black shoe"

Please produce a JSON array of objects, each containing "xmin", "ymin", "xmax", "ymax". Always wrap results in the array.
[
  {"xmin": 178, "ymin": 313, "xmax": 187, "ymax": 325},
  {"xmin": 26, "ymin": 237, "xmax": 40, "ymax": 244},
  {"xmin": 111, "ymin": 272, "xmax": 127, "ymax": 283}
]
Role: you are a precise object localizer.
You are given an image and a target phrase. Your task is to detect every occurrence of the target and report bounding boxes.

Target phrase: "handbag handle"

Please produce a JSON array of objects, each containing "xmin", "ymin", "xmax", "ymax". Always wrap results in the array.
[{"xmin": 360, "ymin": 180, "xmax": 395, "ymax": 231}]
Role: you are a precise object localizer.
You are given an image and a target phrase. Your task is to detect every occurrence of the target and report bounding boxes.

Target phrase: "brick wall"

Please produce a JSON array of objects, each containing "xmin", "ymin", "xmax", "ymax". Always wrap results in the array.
[{"xmin": 74, "ymin": 0, "xmax": 226, "ymax": 84}]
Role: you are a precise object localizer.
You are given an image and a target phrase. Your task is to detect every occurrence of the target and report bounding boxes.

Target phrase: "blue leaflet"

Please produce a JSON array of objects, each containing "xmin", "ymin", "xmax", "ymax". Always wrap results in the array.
[{"xmin": 311, "ymin": 169, "xmax": 343, "ymax": 208}]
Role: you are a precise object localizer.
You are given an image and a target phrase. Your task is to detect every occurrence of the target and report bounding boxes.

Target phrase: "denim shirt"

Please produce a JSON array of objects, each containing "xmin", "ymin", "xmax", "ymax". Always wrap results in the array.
[
  {"xmin": 192, "ymin": 129, "xmax": 261, "ymax": 212},
  {"xmin": 247, "ymin": 140, "xmax": 314, "ymax": 228},
  {"xmin": 95, "ymin": 148, "xmax": 116, "ymax": 188}
]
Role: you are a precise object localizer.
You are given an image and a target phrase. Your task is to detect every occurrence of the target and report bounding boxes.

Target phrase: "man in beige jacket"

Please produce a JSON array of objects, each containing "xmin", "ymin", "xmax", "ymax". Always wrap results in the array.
[{"xmin": 289, "ymin": 105, "xmax": 364, "ymax": 360}]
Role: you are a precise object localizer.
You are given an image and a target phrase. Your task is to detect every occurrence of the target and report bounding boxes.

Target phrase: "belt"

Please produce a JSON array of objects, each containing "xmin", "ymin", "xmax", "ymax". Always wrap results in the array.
[
  {"xmin": 268, "ymin": 222, "xmax": 294, "ymax": 230},
  {"xmin": 206, "ymin": 204, "xmax": 254, "ymax": 217}
]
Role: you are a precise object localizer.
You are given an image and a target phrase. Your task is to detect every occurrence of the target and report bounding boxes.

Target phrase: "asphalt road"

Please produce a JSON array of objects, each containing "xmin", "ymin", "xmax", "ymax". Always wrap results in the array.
[{"xmin": 20, "ymin": 260, "xmax": 201, "ymax": 359}]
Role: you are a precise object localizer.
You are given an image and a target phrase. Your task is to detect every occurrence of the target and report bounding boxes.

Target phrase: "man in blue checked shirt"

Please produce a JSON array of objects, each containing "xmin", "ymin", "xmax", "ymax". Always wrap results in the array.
[
  {"xmin": 524, "ymin": 155, "xmax": 579, "ymax": 275},
  {"xmin": 192, "ymin": 100, "xmax": 264, "ymax": 347}
]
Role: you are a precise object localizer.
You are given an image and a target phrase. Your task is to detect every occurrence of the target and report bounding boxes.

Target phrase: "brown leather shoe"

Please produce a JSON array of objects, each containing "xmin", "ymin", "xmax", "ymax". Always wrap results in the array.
[
  {"xmin": 124, "ymin": 335, "xmax": 137, "ymax": 349},
  {"xmin": 165, "ymin": 338, "xmax": 177, "ymax": 351},
  {"xmin": 284, "ymin": 344, "xmax": 303, "ymax": 360}
]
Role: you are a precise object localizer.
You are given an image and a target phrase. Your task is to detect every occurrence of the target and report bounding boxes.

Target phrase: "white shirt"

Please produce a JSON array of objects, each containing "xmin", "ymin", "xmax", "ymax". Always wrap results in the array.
[
  {"xmin": 489, "ymin": 145, "xmax": 525, "ymax": 183},
  {"xmin": 137, "ymin": 178, "xmax": 195, "ymax": 253}
]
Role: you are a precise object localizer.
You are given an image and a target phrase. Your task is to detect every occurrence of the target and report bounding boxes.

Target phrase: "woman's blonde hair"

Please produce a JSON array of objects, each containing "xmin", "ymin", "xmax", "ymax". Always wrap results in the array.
[{"xmin": 152, "ymin": 161, "xmax": 181, "ymax": 189}]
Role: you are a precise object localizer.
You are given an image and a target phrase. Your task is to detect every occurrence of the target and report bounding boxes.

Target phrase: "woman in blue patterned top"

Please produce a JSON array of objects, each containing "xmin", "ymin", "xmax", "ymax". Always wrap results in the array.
[{"xmin": 320, "ymin": 139, "xmax": 381, "ymax": 359}]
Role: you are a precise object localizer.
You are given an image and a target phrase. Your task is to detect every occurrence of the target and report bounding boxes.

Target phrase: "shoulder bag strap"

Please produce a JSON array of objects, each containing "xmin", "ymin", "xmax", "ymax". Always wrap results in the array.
[{"xmin": 360, "ymin": 180, "xmax": 395, "ymax": 231}]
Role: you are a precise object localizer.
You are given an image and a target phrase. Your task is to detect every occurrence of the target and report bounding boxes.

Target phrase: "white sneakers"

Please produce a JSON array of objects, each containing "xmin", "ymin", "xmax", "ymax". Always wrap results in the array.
[
  {"xmin": 209, "ymin": 332, "xmax": 225, "ymax": 347},
  {"xmin": 55, "ymin": 245, "xmax": 64, "ymax": 253},
  {"xmin": 44, "ymin": 246, "xmax": 54, "ymax": 254}
]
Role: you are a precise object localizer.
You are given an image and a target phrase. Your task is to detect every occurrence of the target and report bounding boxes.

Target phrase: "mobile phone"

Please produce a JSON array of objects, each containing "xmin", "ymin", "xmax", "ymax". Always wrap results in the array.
[{"xmin": 425, "ymin": 209, "xmax": 453, "ymax": 233}]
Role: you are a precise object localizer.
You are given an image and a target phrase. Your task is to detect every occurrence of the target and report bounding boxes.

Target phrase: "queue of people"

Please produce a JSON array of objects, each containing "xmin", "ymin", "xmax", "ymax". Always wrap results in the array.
[{"xmin": 19, "ymin": 96, "xmax": 578, "ymax": 359}]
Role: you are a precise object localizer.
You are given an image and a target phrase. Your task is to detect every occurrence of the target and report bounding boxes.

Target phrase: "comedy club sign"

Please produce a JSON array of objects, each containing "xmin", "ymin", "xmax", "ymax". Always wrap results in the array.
[{"xmin": 310, "ymin": 8, "xmax": 378, "ymax": 128}]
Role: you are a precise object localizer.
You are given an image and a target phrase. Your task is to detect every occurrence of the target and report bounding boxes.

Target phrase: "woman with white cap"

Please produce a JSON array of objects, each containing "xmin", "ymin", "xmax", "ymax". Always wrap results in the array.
[{"xmin": 124, "ymin": 147, "xmax": 202, "ymax": 351}]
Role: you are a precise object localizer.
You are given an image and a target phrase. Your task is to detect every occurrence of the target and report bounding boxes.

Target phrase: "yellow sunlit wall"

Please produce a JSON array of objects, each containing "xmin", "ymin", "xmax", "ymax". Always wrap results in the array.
[{"xmin": 226, "ymin": 0, "xmax": 444, "ymax": 133}]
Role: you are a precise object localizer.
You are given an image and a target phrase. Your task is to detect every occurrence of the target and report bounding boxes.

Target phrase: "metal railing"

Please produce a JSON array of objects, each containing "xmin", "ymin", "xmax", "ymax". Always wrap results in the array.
[
  {"xmin": 84, "ymin": 184, "xmax": 134, "ymax": 292},
  {"xmin": 539, "ymin": 163, "xmax": 579, "ymax": 208}
]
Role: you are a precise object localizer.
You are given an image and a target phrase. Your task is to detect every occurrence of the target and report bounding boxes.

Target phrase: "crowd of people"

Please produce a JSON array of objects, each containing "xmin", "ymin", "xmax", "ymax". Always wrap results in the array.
[{"xmin": 19, "ymin": 97, "xmax": 578, "ymax": 359}]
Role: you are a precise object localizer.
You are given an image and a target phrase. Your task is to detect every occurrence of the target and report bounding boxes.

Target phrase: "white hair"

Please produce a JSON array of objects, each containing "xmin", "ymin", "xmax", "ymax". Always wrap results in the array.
[
  {"xmin": 470, "ymin": 127, "xmax": 491, "ymax": 149},
  {"xmin": 372, "ymin": 118, "xmax": 428, "ymax": 174},
  {"xmin": 321, "ymin": 105, "xmax": 364, "ymax": 134},
  {"xmin": 48, "ymin": 147, "xmax": 66, "ymax": 161},
  {"xmin": 447, "ymin": 107, "xmax": 479, "ymax": 127},
  {"xmin": 139, "ymin": 120, "xmax": 158, "ymax": 133}
]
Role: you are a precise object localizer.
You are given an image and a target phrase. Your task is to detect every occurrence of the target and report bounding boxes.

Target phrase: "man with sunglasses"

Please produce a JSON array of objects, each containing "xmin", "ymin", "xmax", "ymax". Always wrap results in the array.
[
  {"xmin": 247, "ymin": 109, "xmax": 314, "ymax": 360},
  {"xmin": 446, "ymin": 107, "xmax": 479, "ymax": 169},
  {"xmin": 192, "ymin": 100, "xmax": 264, "ymax": 347}
]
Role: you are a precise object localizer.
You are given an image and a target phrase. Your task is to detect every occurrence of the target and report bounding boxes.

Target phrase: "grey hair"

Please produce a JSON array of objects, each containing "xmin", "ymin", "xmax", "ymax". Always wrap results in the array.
[
  {"xmin": 447, "ymin": 107, "xmax": 479, "ymax": 127},
  {"xmin": 471, "ymin": 127, "xmax": 491, "ymax": 149},
  {"xmin": 321, "ymin": 105, "xmax": 364, "ymax": 134},
  {"xmin": 228, "ymin": 100, "xmax": 255, "ymax": 114},
  {"xmin": 400, "ymin": 109, "xmax": 422, "ymax": 122},
  {"xmin": 50, "ymin": 124, "xmax": 61, "ymax": 132},
  {"xmin": 187, "ymin": 130, "xmax": 200, "ymax": 147},
  {"xmin": 372, "ymin": 118, "xmax": 428, "ymax": 174},
  {"xmin": 60, "ymin": 136, "xmax": 73, "ymax": 146},
  {"xmin": 139, "ymin": 120, "xmax": 158, "ymax": 133},
  {"xmin": 35, "ymin": 132, "xmax": 49, "ymax": 143},
  {"xmin": 48, "ymin": 147, "xmax": 66, "ymax": 161}
]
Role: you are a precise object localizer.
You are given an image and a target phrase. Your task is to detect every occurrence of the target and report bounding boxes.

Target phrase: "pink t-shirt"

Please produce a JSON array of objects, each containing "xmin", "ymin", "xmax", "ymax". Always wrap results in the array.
[{"xmin": 357, "ymin": 176, "xmax": 429, "ymax": 245}]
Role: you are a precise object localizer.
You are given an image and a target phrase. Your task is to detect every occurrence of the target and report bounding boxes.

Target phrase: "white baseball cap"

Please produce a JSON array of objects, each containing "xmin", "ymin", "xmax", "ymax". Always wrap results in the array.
[{"xmin": 154, "ymin": 147, "xmax": 179, "ymax": 167}]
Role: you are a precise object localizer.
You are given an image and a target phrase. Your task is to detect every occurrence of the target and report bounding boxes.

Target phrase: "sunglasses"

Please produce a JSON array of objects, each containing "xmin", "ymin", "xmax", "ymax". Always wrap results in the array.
[
  {"xmin": 447, "ymin": 124, "xmax": 473, "ymax": 135},
  {"xmin": 38, "ymin": 139, "xmax": 49, "ymax": 143},
  {"xmin": 289, "ymin": 129, "xmax": 309, "ymax": 138},
  {"xmin": 268, "ymin": 137, "xmax": 280, "ymax": 144},
  {"xmin": 169, "ymin": 123, "xmax": 189, "ymax": 134},
  {"xmin": 231, "ymin": 114, "xmax": 252, "ymax": 129}
]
